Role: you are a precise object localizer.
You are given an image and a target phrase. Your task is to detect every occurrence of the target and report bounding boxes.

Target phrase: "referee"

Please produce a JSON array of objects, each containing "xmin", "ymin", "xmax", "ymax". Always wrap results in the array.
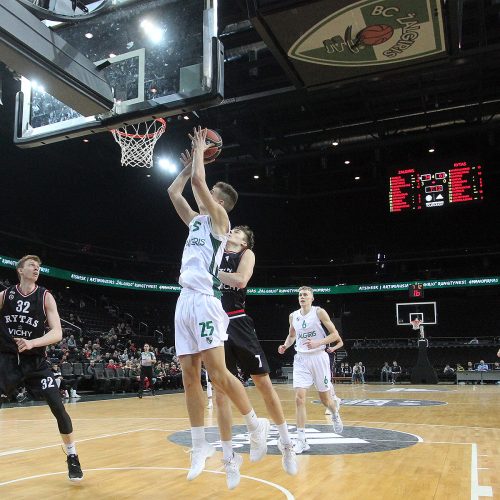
[{"xmin": 138, "ymin": 343, "xmax": 156, "ymax": 398}]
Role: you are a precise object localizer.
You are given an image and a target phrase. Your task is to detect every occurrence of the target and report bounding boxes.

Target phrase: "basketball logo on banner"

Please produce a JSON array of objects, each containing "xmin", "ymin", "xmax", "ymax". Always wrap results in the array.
[{"xmin": 288, "ymin": 0, "xmax": 446, "ymax": 67}]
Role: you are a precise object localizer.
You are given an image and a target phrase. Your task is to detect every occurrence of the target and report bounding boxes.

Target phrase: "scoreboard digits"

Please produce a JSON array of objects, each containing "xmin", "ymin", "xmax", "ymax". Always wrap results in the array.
[{"xmin": 389, "ymin": 161, "xmax": 483, "ymax": 212}]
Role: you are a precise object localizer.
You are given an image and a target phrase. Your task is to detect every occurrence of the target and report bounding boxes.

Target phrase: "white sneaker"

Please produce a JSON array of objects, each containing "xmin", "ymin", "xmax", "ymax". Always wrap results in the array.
[
  {"xmin": 222, "ymin": 452, "xmax": 243, "ymax": 490},
  {"xmin": 293, "ymin": 439, "xmax": 310, "ymax": 454},
  {"xmin": 325, "ymin": 408, "xmax": 332, "ymax": 415},
  {"xmin": 63, "ymin": 390, "xmax": 69, "ymax": 398},
  {"xmin": 277, "ymin": 438, "xmax": 297, "ymax": 475},
  {"xmin": 70, "ymin": 390, "xmax": 81, "ymax": 399},
  {"xmin": 207, "ymin": 400, "xmax": 213, "ymax": 409},
  {"xmin": 332, "ymin": 411, "xmax": 344, "ymax": 434},
  {"xmin": 249, "ymin": 418, "xmax": 270, "ymax": 462},
  {"xmin": 187, "ymin": 442, "xmax": 215, "ymax": 481}
]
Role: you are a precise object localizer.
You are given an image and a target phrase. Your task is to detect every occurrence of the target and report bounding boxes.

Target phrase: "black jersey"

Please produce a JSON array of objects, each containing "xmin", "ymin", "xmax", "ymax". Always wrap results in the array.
[
  {"xmin": 0, "ymin": 285, "xmax": 49, "ymax": 356},
  {"xmin": 220, "ymin": 250, "xmax": 247, "ymax": 313}
]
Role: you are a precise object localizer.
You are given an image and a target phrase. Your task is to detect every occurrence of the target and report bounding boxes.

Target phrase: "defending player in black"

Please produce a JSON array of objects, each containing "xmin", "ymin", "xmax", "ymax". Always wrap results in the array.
[
  {"xmin": 216, "ymin": 227, "xmax": 297, "ymax": 487},
  {"xmin": 0, "ymin": 255, "xmax": 83, "ymax": 481}
]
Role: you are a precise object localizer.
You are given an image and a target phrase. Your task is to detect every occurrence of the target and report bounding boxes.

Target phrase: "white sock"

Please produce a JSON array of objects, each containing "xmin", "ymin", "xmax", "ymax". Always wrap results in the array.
[
  {"xmin": 297, "ymin": 428, "xmax": 306, "ymax": 442},
  {"xmin": 243, "ymin": 409, "xmax": 259, "ymax": 432},
  {"xmin": 276, "ymin": 423, "xmax": 292, "ymax": 445},
  {"xmin": 65, "ymin": 442, "xmax": 77, "ymax": 456},
  {"xmin": 221, "ymin": 441, "xmax": 233, "ymax": 461},
  {"xmin": 191, "ymin": 426, "xmax": 205, "ymax": 449}
]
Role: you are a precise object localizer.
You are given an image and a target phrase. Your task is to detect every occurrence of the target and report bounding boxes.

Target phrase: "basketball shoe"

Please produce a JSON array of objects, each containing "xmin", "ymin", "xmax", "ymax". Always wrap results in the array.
[
  {"xmin": 277, "ymin": 438, "xmax": 298, "ymax": 475},
  {"xmin": 67, "ymin": 454, "xmax": 83, "ymax": 482},
  {"xmin": 294, "ymin": 439, "xmax": 310, "ymax": 454},
  {"xmin": 187, "ymin": 442, "xmax": 215, "ymax": 480},
  {"xmin": 221, "ymin": 452, "xmax": 243, "ymax": 490},
  {"xmin": 249, "ymin": 418, "xmax": 270, "ymax": 462},
  {"xmin": 332, "ymin": 411, "xmax": 344, "ymax": 434}
]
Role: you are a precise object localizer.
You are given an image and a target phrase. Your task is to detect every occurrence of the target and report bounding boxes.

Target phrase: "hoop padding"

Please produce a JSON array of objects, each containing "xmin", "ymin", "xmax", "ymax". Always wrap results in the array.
[{"xmin": 111, "ymin": 118, "xmax": 166, "ymax": 168}]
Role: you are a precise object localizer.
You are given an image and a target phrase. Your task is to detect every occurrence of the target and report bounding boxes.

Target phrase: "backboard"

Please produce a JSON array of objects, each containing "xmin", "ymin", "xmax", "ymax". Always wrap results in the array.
[
  {"xmin": 396, "ymin": 302, "xmax": 437, "ymax": 326},
  {"xmin": 14, "ymin": 0, "xmax": 223, "ymax": 147}
]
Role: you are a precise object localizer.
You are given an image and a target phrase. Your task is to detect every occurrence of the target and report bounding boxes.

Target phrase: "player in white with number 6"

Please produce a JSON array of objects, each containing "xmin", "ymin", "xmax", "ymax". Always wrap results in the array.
[{"xmin": 278, "ymin": 286, "xmax": 344, "ymax": 453}]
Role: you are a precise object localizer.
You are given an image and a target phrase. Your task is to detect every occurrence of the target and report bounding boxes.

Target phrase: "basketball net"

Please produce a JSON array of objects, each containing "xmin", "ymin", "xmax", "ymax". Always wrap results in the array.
[
  {"xmin": 410, "ymin": 319, "xmax": 422, "ymax": 330},
  {"xmin": 111, "ymin": 118, "xmax": 166, "ymax": 168}
]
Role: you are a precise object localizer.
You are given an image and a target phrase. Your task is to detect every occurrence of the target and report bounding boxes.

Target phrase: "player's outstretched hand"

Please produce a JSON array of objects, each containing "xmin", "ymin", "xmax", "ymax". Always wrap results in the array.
[
  {"xmin": 15, "ymin": 338, "xmax": 33, "ymax": 353},
  {"xmin": 180, "ymin": 149, "xmax": 193, "ymax": 168},
  {"xmin": 188, "ymin": 126, "xmax": 209, "ymax": 153},
  {"xmin": 278, "ymin": 344, "xmax": 286, "ymax": 354},
  {"xmin": 326, "ymin": 347, "xmax": 334, "ymax": 353}
]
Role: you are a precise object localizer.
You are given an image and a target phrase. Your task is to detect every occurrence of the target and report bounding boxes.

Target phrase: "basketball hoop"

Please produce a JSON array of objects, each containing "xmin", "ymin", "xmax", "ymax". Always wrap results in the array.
[
  {"xmin": 111, "ymin": 118, "xmax": 166, "ymax": 168},
  {"xmin": 410, "ymin": 318, "xmax": 422, "ymax": 330}
]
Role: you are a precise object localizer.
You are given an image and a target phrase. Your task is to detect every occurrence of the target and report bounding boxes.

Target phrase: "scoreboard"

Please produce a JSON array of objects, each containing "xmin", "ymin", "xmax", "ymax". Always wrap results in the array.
[{"xmin": 389, "ymin": 161, "xmax": 483, "ymax": 212}]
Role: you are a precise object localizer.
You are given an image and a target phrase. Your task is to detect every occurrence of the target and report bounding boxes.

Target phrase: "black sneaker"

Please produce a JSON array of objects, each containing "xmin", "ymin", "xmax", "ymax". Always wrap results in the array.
[
  {"xmin": 138, "ymin": 392, "xmax": 142, "ymax": 399},
  {"xmin": 67, "ymin": 454, "xmax": 83, "ymax": 481}
]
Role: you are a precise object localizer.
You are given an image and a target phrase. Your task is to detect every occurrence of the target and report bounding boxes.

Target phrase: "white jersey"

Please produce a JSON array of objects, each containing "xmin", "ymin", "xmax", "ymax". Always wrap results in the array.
[
  {"xmin": 292, "ymin": 306, "xmax": 326, "ymax": 354},
  {"xmin": 179, "ymin": 214, "xmax": 229, "ymax": 297}
]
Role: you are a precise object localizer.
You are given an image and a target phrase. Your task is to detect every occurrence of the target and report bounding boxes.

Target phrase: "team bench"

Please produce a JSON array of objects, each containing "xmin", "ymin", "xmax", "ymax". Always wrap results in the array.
[{"xmin": 332, "ymin": 376, "xmax": 351, "ymax": 384}]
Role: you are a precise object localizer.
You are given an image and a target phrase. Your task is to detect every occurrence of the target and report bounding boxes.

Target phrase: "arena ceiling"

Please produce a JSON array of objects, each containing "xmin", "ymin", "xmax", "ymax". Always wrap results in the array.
[{"xmin": 1, "ymin": 0, "xmax": 500, "ymax": 267}]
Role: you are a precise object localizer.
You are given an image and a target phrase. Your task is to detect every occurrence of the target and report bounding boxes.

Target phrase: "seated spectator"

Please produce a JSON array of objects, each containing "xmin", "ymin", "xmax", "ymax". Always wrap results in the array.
[
  {"xmin": 119, "ymin": 349, "xmax": 129, "ymax": 363},
  {"xmin": 106, "ymin": 359, "xmax": 119, "ymax": 370},
  {"xmin": 381, "ymin": 362, "xmax": 391, "ymax": 382},
  {"xmin": 467, "ymin": 361, "xmax": 474, "ymax": 370},
  {"xmin": 51, "ymin": 363, "xmax": 81, "ymax": 399},
  {"xmin": 476, "ymin": 360, "xmax": 489, "ymax": 371},
  {"xmin": 87, "ymin": 360, "xmax": 97, "ymax": 376},
  {"xmin": 456, "ymin": 363, "xmax": 464, "ymax": 371},
  {"xmin": 391, "ymin": 361, "xmax": 402, "ymax": 384},
  {"xmin": 443, "ymin": 364, "xmax": 455, "ymax": 376},
  {"xmin": 67, "ymin": 334, "xmax": 77, "ymax": 349},
  {"xmin": 493, "ymin": 362, "xmax": 500, "ymax": 370}
]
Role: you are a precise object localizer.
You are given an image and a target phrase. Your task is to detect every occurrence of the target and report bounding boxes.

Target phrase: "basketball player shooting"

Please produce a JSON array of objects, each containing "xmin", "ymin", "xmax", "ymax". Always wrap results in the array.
[{"xmin": 167, "ymin": 126, "xmax": 270, "ymax": 485}]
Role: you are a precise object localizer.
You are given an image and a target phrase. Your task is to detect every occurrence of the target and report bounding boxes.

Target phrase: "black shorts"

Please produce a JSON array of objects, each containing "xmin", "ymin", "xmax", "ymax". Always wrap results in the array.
[
  {"xmin": 224, "ymin": 315, "xmax": 270, "ymax": 376},
  {"xmin": 0, "ymin": 353, "xmax": 60, "ymax": 400}
]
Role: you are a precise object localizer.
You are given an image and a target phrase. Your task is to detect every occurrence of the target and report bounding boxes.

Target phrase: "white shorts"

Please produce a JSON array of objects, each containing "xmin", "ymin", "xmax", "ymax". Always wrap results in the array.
[
  {"xmin": 175, "ymin": 289, "xmax": 229, "ymax": 356},
  {"xmin": 293, "ymin": 351, "xmax": 332, "ymax": 392}
]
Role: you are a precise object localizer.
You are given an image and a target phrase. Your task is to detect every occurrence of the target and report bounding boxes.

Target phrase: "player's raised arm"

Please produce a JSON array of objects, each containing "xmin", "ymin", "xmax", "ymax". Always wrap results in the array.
[
  {"xmin": 167, "ymin": 150, "xmax": 198, "ymax": 226},
  {"xmin": 219, "ymin": 249, "xmax": 255, "ymax": 289},
  {"xmin": 0, "ymin": 290, "xmax": 5, "ymax": 312},
  {"xmin": 189, "ymin": 126, "xmax": 229, "ymax": 235},
  {"xmin": 278, "ymin": 313, "xmax": 297, "ymax": 354}
]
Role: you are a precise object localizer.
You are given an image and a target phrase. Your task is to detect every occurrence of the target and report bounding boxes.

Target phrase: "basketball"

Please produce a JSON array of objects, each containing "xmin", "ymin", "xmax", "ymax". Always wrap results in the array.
[
  {"xmin": 358, "ymin": 24, "xmax": 394, "ymax": 46},
  {"xmin": 204, "ymin": 128, "xmax": 223, "ymax": 162}
]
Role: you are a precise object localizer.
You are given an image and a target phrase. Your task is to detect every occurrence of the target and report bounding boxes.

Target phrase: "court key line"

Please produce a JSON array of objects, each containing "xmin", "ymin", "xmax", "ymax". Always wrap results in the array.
[
  {"xmin": 0, "ymin": 428, "xmax": 152, "ymax": 456},
  {"xmin": 0, "ymin": 467, "xmax": 295, "ymax": 498},
  {"xmin": 471, "ymin": 443, "xmax": 493, "ymax": 500}
]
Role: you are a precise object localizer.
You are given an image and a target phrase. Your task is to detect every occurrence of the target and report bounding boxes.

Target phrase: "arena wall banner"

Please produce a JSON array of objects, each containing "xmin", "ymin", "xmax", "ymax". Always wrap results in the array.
[{"xmin": 0, "ymin": 254, "xmax": 499, "ymax": 295}]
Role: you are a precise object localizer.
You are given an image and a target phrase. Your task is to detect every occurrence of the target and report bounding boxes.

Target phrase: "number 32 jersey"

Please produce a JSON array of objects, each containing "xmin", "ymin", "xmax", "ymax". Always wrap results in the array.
[{"xmin": 0, "ymin": 285, "xmax": 48, "ymax": 356}]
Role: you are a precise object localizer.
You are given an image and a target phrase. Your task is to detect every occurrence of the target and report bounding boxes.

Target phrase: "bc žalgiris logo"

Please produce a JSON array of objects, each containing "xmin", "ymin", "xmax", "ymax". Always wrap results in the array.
[
  {"xmin": 288, "ymin": 0, "xmax": 445, "ymax": 67},
  {"xmin": 168, "ymin": 424, "xmax": 421, "ymax": 456}
]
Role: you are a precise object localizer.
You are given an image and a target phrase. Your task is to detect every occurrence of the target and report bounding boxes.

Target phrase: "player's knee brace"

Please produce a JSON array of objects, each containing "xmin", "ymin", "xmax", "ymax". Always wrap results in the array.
[{"xmin": 46, "ymin": 392, "xmax": 73, "ymax": 434}]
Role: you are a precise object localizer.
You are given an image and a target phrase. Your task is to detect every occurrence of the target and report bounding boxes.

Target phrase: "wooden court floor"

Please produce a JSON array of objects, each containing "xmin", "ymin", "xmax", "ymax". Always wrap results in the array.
[{"xmin": 0, "ymin": 383, "xmax": 498, "ymax": 499}]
